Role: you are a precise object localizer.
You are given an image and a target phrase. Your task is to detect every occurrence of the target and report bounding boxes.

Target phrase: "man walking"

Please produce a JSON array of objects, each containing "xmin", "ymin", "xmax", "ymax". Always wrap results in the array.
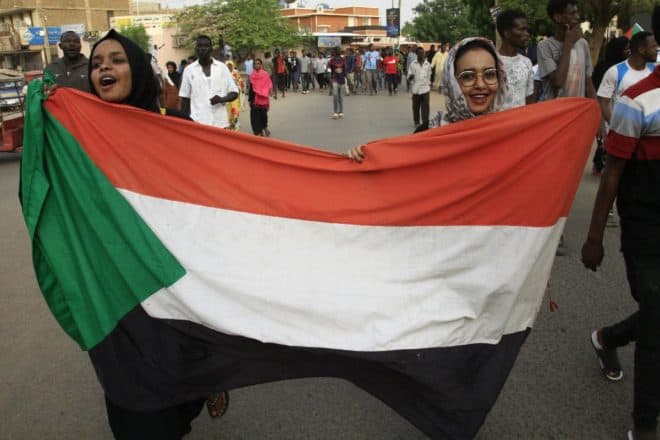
[
  {"xmin": 300, "ymin": 51, "xmax": 312, "ymax": 94},
  {"xmin": 179, "ymin": 35, "xmax": 238, "ymax": 129},
  {"xmin": 363, "ymin": 44, "xmax": 379, "ymax": 95},
  {"xmin": 407, "ymin": 47, "xmax": 432, "ymax": 130},
  {"xmin": 383, "ymin": 47, "xmax": 399, "ymax": 95},
  {"xmin": 496, "ymin": 9, "xmax": 535, "ymax": 108},
  {"xmin": 582, "ymin": 8, "xmax": 660, "ymax": 439},
  {"xmin": 45, "ymin": 31, "xmax": 89, "ymax": 92}
]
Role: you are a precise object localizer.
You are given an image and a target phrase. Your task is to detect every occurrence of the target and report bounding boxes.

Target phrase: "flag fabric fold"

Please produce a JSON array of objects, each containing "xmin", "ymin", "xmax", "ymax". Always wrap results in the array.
[{"xmin": 21, "ymin": 83, "xmax": 599, "ymax": 438}]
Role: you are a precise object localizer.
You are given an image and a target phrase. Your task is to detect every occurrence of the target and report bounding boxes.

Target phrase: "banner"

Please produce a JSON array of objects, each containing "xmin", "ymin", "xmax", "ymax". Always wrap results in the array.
[{"xmin": 386, "ymin": 8, "xmax": 400, "ymax": 38}]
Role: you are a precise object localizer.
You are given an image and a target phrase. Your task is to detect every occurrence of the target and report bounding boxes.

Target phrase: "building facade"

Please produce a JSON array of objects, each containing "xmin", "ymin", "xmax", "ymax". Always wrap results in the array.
[{"xmin": 0, "ymin": 0, "xmax": 130, "ymax": 70}]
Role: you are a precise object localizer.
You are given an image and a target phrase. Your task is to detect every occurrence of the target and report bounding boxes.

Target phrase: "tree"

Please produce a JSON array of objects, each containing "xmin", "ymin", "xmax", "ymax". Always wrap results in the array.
[
  {"xmin": 175, "ymin": 0, "xmax": 300, "ymax": 52},
  {"xmin": 401, "ymin": 21, "xmax": 416, "ymax": 39},
  {"xmin": 409, "ymin": 0, "xmax": 479, "ymax": 43},
  {"xmin": 118, "ymin": 25, "xmax": 151, "ymax": 53},
  {"xmin": 465, "ymin": 0, "xmax": 496, "ymax": 41}
]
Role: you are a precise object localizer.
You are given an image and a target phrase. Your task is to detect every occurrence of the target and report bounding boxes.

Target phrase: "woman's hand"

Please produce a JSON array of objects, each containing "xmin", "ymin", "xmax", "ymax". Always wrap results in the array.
[
  {"xmin": 346, "ymin": 144, "xmax": 365, "ymax": 162},
  {"xmin": 43, "ymin": 83, "xmax": 58, "ymax": 98}
]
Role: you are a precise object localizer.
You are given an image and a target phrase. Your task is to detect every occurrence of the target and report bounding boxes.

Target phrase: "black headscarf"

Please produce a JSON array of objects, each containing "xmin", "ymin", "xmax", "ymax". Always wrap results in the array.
[{"xmin": 88, "ymin": 29, "xmax": 160, "ymax": 113}]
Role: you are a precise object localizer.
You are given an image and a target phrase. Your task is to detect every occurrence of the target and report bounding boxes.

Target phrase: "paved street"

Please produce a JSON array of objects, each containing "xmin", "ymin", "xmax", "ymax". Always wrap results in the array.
[{"xmin": 0, "ymin": 88, "xmax": 635, "ymax": 439}]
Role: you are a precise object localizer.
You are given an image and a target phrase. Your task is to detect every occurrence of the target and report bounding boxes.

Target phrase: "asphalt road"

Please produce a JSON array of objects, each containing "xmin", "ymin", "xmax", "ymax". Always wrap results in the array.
[{"xmin": 0, "ymin": 88, "xmax": 636, "ymax": 439}]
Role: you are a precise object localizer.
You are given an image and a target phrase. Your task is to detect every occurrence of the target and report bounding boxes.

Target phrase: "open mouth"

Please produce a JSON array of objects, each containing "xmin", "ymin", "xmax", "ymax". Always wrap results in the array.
[
  {"xmin": 100, "ymin": 75, "xmax": 117, "ymax": 87},
  {"xmin": 469, "ymin": 93, "xmax": 489, "ymax": 104}
]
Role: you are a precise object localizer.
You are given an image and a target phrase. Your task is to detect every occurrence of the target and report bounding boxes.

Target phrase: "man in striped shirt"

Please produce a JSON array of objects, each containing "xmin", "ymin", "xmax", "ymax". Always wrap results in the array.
[{"xmin": 582, "ymin": 7, "xmax": 660, "ymax": 439}]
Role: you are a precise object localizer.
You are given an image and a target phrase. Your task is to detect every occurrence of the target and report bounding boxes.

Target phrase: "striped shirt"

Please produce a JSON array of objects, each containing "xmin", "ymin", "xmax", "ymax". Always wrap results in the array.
[{"xmin": 605, "ymin": 65, "xmax": 660, "ymax": 255}]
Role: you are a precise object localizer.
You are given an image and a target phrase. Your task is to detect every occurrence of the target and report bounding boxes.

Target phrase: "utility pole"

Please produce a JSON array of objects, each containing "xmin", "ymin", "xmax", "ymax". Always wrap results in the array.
[
  {"xmin": 35, "ymin": 0, "xmax": 51, "ymax": 65},
  {"xmin": 84, "ymin": 0, "xmax": 93, "ymax": 32},
  {"xmin": 397, "ymin": 0, "xmax": 402, "ymax": 47}
]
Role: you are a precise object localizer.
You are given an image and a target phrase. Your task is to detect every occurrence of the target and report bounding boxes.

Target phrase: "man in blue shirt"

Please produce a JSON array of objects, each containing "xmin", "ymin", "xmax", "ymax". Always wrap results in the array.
[{"xmin": 363, "ymin": 44, "xmax": 380, "ymax": 95}]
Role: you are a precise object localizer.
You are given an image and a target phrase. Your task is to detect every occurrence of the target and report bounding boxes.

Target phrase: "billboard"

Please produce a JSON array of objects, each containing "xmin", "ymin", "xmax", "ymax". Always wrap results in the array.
[
  {"xmin": 318, "ymin": 36, "xmax": 341, "ymax": 48},
  {"xmin": 24, "ymin": 26, "xmax": 62, "ymax": 45},
  {"xmin": 386, "ymin": 8, "xmax": 400, "ymax": 38}
]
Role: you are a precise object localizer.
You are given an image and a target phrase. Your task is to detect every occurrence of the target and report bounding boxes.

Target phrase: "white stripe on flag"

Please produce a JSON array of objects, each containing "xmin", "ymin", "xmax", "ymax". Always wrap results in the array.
[{"xmin": 122, "ymin": 190, "xmax": 563, "ymax": 352}]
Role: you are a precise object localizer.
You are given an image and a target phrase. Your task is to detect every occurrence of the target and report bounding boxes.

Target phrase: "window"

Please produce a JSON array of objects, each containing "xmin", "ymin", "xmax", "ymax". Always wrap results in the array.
[{"xmin": 172, "ymin": 34, "xmax": 187, "ymax": 48}]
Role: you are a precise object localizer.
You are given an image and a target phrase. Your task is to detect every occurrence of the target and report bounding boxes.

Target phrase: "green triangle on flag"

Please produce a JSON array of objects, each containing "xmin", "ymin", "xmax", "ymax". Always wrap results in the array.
[{"xmin": 624, "ymin": 23, "xmax": 644, "ymax": 39}]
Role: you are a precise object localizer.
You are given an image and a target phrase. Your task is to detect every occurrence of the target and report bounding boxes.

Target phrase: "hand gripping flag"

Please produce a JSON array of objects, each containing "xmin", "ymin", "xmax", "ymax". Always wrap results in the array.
[{"xmin": 21, "ymin": 82, "xmax": 599, "ymax": 439}]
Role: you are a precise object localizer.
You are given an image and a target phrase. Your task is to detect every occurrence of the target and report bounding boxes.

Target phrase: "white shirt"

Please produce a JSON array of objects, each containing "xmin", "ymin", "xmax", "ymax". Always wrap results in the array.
[
  {"xmin": 499, "ymin": 53, "xmax": 534, "ymax": 109},
  {"xmin": 597, "ymin": 60, "xmax": 655, "ymax": 102},
  {"xmin": 407, "ymin": 59, "xmax": 432, "ymax": 95},
  {"xmin": 179, "ymin": 59, "xmax": 238, "ymax": 128}
]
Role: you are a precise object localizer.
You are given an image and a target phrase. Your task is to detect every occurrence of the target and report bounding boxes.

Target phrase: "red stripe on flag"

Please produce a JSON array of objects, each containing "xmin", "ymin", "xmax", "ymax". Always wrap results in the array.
[{"xmin": 43, "ymin": 89, "xmax": 599, "ymax": 227}]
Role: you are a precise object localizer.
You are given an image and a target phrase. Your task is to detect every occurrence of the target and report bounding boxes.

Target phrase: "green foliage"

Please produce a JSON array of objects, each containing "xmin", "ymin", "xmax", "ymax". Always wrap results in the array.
[
  {"xmin": 118, "ymin": 25, "xmax": 151, "ymax": 53},
  {"xmin": 410, "ymin": 0, "xmax": 479, "ymax": 43},
  {"xmin": 497, "ymin": 0, "xmax": 553, "ymax": 36},
  {"xmin": 464, "ymin": 0, "xmax": 496, "ymax": 40},
  {"xmin": 175, "ymin": 0, "xmax": 300, "ymax": 52},
  {"xmin": 401, "ymin": 21, "xmax": 416, "ymax": 38}
]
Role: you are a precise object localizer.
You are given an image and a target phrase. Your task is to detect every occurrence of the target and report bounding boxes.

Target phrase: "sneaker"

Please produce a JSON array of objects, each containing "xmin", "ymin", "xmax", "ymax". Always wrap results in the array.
[
  {"xmin": 556, "ymin": 236, "xmax": 566, "ymax": 256},
  {"xmin": 338, "ymin": 113, "xmax": 344, "ymax": 118},
  {"xmin": 590, "ymin": 330, "xmax": 623, "ymax": 381},
  {"xmin": 332, "ymin": 113, "xmax": 339, "ymax": 119}
]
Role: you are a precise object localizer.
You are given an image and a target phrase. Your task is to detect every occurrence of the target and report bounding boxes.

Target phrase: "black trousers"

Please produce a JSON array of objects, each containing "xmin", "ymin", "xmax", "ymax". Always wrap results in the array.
[
  {"xmin": 105, "ymin": 396, "xmax": 205, "ymax": 440},
  {"xmin": 250, "ymin": 106, "xmax": 268, "ymax": 135},
  {"xmin": 411, "ymin": 92, "xmax": 430, "ymax": 126},
  {"xmin": 602, "ymin": 254, "xmax": 660, "ymax": 431}
]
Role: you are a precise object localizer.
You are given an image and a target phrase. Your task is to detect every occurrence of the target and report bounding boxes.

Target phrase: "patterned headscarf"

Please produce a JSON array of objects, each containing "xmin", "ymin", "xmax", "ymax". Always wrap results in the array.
[{"xmin": 432, "ymin": 37, "xmax": 508, "ymax": 126}]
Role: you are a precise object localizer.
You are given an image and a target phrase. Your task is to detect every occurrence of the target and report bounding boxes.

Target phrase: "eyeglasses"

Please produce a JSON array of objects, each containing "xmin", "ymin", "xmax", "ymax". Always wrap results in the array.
[{"xmin": 455, "ymin": 68, "xmax": 499, "ymax": 87}]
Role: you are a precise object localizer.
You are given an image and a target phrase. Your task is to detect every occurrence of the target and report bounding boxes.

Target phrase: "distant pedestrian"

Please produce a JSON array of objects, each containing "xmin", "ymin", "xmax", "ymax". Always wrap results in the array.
[
  {"xmin": 300, "ymin": 52, "xmax": 312, "ymax": 94},
  {"xmin": 407, "ymin": 47, "xmax": 432, "ymax": 129},
  {"xmin": 363, "ymin": 44, "xmax": 379, "ymax": 95},
  {"xmin": 383, "ymin": 47, "xmax": 399, "ymax": 95},
  {"xmin": 590, "ymin": 37, "xmax": 630, "ymax": 175},
  {"xmin": 225, "ymin": 60, "xmax": 245, "ymax": 130},
  {"xmin": 244, "ymin": 53, "xmax": 254, "ymax": 76},
  {"xmin": 430, "ymin": 44, "xmax": 448, "ymax": 91},
  {"xmin": 248, "ymin": 58, "xmax": 273, "ymax": 137},
  {"xmin": 314, "ymin": 52, "xmax": 327, "ymax": 90},
  {"xmin": 327, "ymin": 46, "xmax": 346, "ymax": 119},
  {"xmin": 272, "ymin": 49, "xmax": 287, "ymax": 99}
]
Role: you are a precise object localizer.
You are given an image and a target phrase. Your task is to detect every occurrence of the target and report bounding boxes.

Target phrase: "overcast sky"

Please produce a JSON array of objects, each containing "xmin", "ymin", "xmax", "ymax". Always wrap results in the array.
[{"xmin": 158, "ymin": 0, "xmax": 422, "ymax": 26}]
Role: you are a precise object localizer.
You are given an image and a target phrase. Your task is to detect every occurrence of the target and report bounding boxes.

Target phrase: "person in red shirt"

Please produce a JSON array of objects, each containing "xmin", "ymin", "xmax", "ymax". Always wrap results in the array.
[
  {"xmin": 272, "ymin": 48, "xmax": 288, "ymax": 99},
  {"xmin": 383, "ymin": 47, "xmax": 399, "ymax": 95}
]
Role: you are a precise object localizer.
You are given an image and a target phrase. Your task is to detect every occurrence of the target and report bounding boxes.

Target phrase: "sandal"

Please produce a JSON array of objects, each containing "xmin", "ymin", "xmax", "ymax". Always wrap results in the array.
[
  {"xmin": 206, "ymin": 391, "xmax": 229, "ymax": 418},
  {"xmin": 591, "ymin": 330, "xmax": 623, "ymax": 381}
]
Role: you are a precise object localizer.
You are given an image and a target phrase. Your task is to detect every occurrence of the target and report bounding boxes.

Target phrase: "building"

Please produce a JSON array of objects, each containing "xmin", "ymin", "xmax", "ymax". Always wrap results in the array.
[
  {"xmin": 109, "ymin": 13, "xmax": 190, "ymax": 70},
  {"xmin": 280, "ymin": 5, "xmax": 398, "ymax": 49},
  {"xmin": 0, "ymin": 1, "xmax": 130, "ymax": 70},
  {"xmin": 280, "ymin": 5, "xmax": 380, "ymax": 34}
]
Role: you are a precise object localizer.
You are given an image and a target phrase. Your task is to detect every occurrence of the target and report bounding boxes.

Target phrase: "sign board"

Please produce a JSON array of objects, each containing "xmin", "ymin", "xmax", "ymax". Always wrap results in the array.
[
  {"xmin": 61, "ymin": 24, "xmax": 86, "ymax": 35},
  {"xmin": 25, "ymin": 26, "xmax": 61, "ymax": 45},
  {"xmin": 317, "ymin": 36, "xmax": 341, "ymax": 48},
  {"xmin": 386, "ymin": 8, "xmax": 400, "ymax": 38}
]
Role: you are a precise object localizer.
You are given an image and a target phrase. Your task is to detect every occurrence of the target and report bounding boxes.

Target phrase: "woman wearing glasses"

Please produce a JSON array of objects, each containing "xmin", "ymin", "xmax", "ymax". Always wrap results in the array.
[
  {"xmin": 347, "ymin": 37, "xmax": 508, "ymax": 161},
  {"xmin": 429, "ymin": 37, "xmax": 506, "ymax": 127}
]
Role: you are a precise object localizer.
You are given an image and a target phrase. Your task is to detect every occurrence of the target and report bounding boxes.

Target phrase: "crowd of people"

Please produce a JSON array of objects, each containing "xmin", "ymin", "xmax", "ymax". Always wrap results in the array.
[{"xmin": 38, "ymin": 0, "xmax": 660, "ymax": 438}]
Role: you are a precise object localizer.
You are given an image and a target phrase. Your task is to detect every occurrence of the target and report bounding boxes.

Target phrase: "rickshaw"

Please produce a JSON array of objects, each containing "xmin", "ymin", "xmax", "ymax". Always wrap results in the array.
[{"xmin": 0, "ymin": 69, "xmax": 41, "ymax": 153}]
